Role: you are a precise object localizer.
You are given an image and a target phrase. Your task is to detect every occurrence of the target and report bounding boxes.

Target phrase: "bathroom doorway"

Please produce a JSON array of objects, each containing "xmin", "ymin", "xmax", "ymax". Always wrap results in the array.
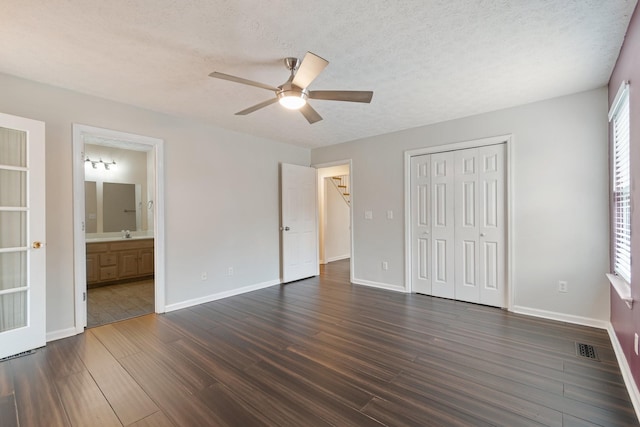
[{"xmin": 72, "ymin": 125, "xmax": 165, "ymax": 332}]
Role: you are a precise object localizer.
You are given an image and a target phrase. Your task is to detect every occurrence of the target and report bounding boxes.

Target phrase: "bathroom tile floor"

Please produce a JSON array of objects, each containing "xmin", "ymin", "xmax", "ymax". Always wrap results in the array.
[{"xmin": 87, "ymin": 279, "xmax": 154, "ymax": 328}]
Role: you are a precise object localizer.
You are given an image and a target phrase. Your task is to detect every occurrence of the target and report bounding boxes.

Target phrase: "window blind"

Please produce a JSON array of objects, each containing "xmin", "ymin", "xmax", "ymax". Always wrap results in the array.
[{"xmin": 610, "ymin": 82, "xmax": 631, "ymax": 283}]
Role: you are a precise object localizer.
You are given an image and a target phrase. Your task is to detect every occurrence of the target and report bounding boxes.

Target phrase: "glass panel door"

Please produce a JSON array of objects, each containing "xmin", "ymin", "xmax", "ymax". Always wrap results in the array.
[
  {"xmin": 0, "ymin": 113, "xmax": 45, "ymax": 360},
  {"xmin": 0, "ymin": 127, "xmax": 28, "ymax": 333}
]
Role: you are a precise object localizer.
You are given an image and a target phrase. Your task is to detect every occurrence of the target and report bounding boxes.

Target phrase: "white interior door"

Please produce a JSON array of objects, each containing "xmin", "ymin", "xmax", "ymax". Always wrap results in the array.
[
  {"xmin": 454, "ymin": 148, "xmax": 480, "ymax": 303},
  {"xmin": 0, "ymin": 112, "xmax": 46, "ymax": 360},
  {"xmin": 410, "ymin": 142, "xmax": 506, "ymax": 308},
  {"xmin": 411, "ymin": 155, "xmax": 432, "ymax": 294},
  {"xmin": 430, "ymin": 152, "xmax": 455, "ymax": 299},
  {"xmin": 478, "ymin": 144, "xmax": 506, "ymax": 306},
  {"xmin": 281, "ymin": 163, "xmax": 318, "ymax": 283}
]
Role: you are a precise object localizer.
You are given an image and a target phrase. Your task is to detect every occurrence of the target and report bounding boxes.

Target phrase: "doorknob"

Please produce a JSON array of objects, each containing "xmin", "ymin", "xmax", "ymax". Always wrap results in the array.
[
  {"xmin": 284, "ymin": 226, "xmax": 290, "ymax": 231},
  {"xmin": 32, "ymin": 241, "xmax": 43, "ymax": 249},
  {"xmin": 480, "ymin": 233, "xmax": 486, "ymax": 237}
]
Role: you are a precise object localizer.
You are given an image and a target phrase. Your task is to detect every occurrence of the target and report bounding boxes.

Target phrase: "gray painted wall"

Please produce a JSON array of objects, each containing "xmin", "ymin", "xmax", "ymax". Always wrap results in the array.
[
  {"xmin": 0, "ymin": 72, "xmax": 309, "ymax": 336},
  {"xmin": 311, "ymin": 88, "xmax": 610, "ymax": 324}
]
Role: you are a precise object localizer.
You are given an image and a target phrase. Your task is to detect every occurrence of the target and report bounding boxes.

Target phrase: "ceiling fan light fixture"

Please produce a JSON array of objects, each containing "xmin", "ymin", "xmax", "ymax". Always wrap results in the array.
[{"xmin": 277, "ymin": 89, "xmax": 307, "ymax": 110}]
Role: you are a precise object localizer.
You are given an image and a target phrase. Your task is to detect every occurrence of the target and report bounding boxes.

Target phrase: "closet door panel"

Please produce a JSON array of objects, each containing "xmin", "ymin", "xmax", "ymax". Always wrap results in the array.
[
  {"xmin": 479, "ymin": 144, "xmax": 506, "ymax": 307},
  {"xmin": 454, "ymin": 149, "xmax": 480, "ymax": 303},
  {"xmin": 430, "ymin": 152, "xmax": 454, "ymax": 299},
  {"xmin": 411, "ymin": 155, "xmax": 431, "ymax": 293}
]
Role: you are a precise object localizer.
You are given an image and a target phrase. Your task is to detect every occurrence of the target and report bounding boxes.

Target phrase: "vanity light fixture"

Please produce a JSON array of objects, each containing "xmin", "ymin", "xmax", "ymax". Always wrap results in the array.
[{"xmin": 85, "ymin": 156, "xmax": 116, "ymax": 170}]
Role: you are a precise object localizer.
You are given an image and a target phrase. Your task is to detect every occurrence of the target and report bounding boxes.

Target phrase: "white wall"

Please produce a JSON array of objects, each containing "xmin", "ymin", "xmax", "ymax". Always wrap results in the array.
[
  {"xmin": 0, "ymin": 72, "xmax": 309, "ymax": 336},
  {"xmin": 325, "ymin": 177, "xmax": 351, "ymax": 262},
  {"xmin": 311, "ymin": 88, "xmax": 611, "ymax": 324}
]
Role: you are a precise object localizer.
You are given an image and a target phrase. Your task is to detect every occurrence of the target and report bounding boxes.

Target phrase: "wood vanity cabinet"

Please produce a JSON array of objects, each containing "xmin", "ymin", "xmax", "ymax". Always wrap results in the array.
[{"xmin": 86, "ymin": 239, "xmax": 154, "ymax": 287}]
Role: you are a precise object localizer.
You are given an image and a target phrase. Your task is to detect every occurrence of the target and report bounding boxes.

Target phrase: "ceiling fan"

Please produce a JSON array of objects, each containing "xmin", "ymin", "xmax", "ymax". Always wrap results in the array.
[{"xmin": 209, "ymin": 52, "xmax": 373, "ymax": 124}]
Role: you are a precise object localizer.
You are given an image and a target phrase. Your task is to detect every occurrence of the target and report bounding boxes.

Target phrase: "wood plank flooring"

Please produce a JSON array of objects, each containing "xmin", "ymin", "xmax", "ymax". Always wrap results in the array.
[{"xmin": 0, "ymin": 259, "xmax": 637, "ymax": 426}]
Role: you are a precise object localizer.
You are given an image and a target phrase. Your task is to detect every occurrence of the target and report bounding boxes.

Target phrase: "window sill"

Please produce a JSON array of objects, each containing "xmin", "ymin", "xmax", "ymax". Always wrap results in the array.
[{"xmin": 607, "ymin": 273, "xmax": 633, "ymax": 309}]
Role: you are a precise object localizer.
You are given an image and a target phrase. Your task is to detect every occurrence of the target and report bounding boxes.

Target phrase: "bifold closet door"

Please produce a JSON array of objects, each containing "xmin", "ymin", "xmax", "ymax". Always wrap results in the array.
[
  {"xmin": 477, "ymin": 144, "xmax": 505, "ymax": 307},
  {"xmin": 410, "ymin": 151, "xmax": 455, "ymax": 299},
  {"xmin": 410, "ymin": 155, "xmax": 431, "ymax": 294},
  {"xmin": 429, "ymin": 151, "xmax": 455, "ymax": 299},
  {"xmin": 411, "ymin": 143, "xmax": 505, "ymax": 308},
  {"xmin": 454, "ymin": 148, "xmax": 480, "ymax": 303}
]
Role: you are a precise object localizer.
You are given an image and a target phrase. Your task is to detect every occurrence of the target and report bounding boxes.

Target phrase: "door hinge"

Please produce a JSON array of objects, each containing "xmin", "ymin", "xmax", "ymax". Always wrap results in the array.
[
  {"xmin": 82, "ymin": 221, "xmax": 85, "ymax": 232},
  {"xmin": 83, "ymin": 292, "xmax": 86, "ymax": 302}
]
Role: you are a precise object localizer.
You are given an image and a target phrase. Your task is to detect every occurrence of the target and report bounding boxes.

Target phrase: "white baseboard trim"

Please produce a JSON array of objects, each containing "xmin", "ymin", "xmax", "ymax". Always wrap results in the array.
[
  {"xmin": 46, "ymin": 327, "xmax": 79, "ymax": 342},
  {"xmin": 326, "ymin": 254, "xmax": 350, "ymax": 263},
  {"xmin": 511, "ymin": 305, "xmax": 608, "ymax": 330},
  {"xmin": 607, "ymin": 323, "xmax": 640, "ymax": 422},
  {"xmin": 351, "ymin": 278, "xmax": 407, "ymax": 293},
  {"xmin": 165, "ymin": 279, "xmax": 280, "ymax": 312}
]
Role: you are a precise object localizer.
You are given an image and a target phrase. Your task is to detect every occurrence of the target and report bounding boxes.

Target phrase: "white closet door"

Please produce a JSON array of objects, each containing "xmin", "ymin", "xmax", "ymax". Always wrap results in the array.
[
  {"xmin": 454, "ymin": 148, "xmax": 480, "ymax": 303},
  {"xmin": 411, "ymin": 155, "xmax": 431, "ymax": 294},
  {"xmin": 478, "ymin": 144, "xmax": 506, "ymax": 307},
  {"xmin": 410, "ymin": 142, "xmax": 506, "ymax": 308},
  {"xmin": 430, "ymin": 152, "xmax": 455, "ymax": 299}
]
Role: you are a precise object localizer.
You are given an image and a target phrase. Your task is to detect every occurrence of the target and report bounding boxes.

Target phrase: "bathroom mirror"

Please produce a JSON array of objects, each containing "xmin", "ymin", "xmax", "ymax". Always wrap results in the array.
[
  {"xmin": 84, "ymin": 181, "xmax": 141, "ymax": 232},
  {"xmin": 103, "ymin": 182, "xmax": 140, "ymax": 232}
]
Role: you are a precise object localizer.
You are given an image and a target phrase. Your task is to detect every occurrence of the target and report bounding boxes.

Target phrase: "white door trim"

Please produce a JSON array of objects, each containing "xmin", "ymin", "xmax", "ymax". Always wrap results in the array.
[
  {"xmin": 404, "ymin": 134, "xmax": 513, "ymax": 310},
  {"xmin": 72, "ymin": 124, "xmax": 165, "ymax": 333},
  {"xmin": 312, "ymin": 159, "xmax": 354, "ymax": 284}
]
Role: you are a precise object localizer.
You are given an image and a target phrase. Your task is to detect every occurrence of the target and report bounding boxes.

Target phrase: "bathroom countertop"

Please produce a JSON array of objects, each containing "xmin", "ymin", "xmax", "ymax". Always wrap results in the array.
[{"xmin": 86, "ymin": 235, "xmax": 154, "ymax": 243}]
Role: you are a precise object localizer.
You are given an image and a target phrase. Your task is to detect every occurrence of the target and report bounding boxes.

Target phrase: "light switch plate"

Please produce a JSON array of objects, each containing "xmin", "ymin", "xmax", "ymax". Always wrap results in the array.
[{"xmin": 365, "ymin": 210, "xmax": 373, "ymax": 220}]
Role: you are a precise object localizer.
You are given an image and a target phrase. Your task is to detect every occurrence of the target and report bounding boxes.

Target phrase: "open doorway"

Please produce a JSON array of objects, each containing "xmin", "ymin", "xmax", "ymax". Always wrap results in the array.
[
  {"xmin": 84, "ymin": 145, "xmax": 154, "ymax": 327},
  {"xmin": 72, "ymin": 125, "xmax": 165, "ymax": 332},
  {"xmin": 315, "ymin": 161, "xmax": 353, "ymax": 282}
]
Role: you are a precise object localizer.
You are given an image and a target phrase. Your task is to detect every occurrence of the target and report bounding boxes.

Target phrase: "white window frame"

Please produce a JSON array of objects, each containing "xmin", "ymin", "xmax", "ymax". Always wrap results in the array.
[{"xmin": 609, "ymin": 81, "xmax": 631, "ymax": 285}]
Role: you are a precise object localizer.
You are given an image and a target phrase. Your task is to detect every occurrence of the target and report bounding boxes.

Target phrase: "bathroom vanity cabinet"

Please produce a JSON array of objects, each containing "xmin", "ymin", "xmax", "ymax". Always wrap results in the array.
[{"xmin": 86, "ymin": 238, "xmax": 154, "ymax": 287}]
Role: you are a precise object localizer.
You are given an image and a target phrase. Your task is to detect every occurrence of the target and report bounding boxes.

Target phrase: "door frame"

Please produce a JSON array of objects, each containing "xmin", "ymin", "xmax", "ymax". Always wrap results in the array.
[
  {"xmin": 72, "ymin": 124, "xmax": 165, "ymax": 333},
  {"xmin": 312, "ymin": 159, "xmax": 354, "ymax": 284},
  {"xmin": 403, "ymin": 135, "xmax": 513, "ymax": 309}
]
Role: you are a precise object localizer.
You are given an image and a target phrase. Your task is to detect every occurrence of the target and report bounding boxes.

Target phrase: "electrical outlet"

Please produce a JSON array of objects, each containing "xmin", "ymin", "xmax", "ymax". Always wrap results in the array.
[
  {"xmin": 201, "ymin": 272, "xmax": 207, "ymax": 281},
  {"xmin": 365, "ymin": 210, "xmax": 373, "ymax": 220},
  {"xmin": 382, "ymin": 261, "xmax": 389, "ymax": 270},
  {"xmin": 558, "ymin": 281, "xmax": 568, "ymax": 293},
  {"xmin": 387, "ymin": 210, "xmax": 393, "ymax": 220},
  {"xmin": 635, "ymin": 333, "xmax": 639, "ymax": 356},
  {"xmin": 228, "ymin": 267, "xmax": 234, "ymax": 276}
]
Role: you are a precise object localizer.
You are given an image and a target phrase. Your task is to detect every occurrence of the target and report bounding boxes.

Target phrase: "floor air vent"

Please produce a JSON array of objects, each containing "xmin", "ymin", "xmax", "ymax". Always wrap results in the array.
[
  {"xmin": 576, "ymin": 343, "xmax": 599, "ymax": 361},
  {"xmin": 0, "ymin": 349, "xmax": 36, "ymax": 363}
]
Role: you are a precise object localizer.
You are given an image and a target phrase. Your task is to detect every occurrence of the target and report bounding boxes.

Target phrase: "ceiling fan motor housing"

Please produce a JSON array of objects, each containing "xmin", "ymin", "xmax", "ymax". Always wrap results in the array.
[
  {"xmin": 284, "ymin": 57, "xmax": 301, "ymax": 72},
  {"xmin": 277, "ymin": 82, "xmax": 308, "ymax": 109}
]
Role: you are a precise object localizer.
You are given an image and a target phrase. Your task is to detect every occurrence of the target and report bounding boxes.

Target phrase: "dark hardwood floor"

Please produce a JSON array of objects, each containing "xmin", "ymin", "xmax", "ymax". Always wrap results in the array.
[{"xmin": 1, "ymin": 259, "xmax": 637, "ymax": 426}]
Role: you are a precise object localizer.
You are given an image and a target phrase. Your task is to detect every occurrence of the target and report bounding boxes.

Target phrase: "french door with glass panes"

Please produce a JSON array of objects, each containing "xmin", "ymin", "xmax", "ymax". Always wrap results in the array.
[{"xmin": 0, "ymin": 113, "xmax": 46, "ymax": 360}]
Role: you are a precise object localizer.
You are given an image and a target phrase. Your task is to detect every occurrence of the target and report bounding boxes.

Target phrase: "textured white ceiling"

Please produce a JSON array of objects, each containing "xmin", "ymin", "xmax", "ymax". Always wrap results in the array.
[{"xmin": 1, "ymin": 1, "xmax": 636, "ymax": 148}]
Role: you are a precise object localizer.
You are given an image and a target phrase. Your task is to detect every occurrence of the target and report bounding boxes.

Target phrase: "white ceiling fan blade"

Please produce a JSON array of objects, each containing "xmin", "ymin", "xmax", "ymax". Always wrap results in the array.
[
  {"xmin": 299, "ymin": 103, "xmax": 323, "ymax": 124},
  {"xmin": 235, "ymin": 98, "xmax": 279, "ymax": 115},
  {"xmin": 209, "ymin": 71, "xmax": 279, "ymax": 92},
  {"xmin": 309, "ymin": 90, "xmax": 373, "ymax": 103},
  {"xmin": 292, "ymin": 52, "xmax": 329, "ymax": 89}
]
